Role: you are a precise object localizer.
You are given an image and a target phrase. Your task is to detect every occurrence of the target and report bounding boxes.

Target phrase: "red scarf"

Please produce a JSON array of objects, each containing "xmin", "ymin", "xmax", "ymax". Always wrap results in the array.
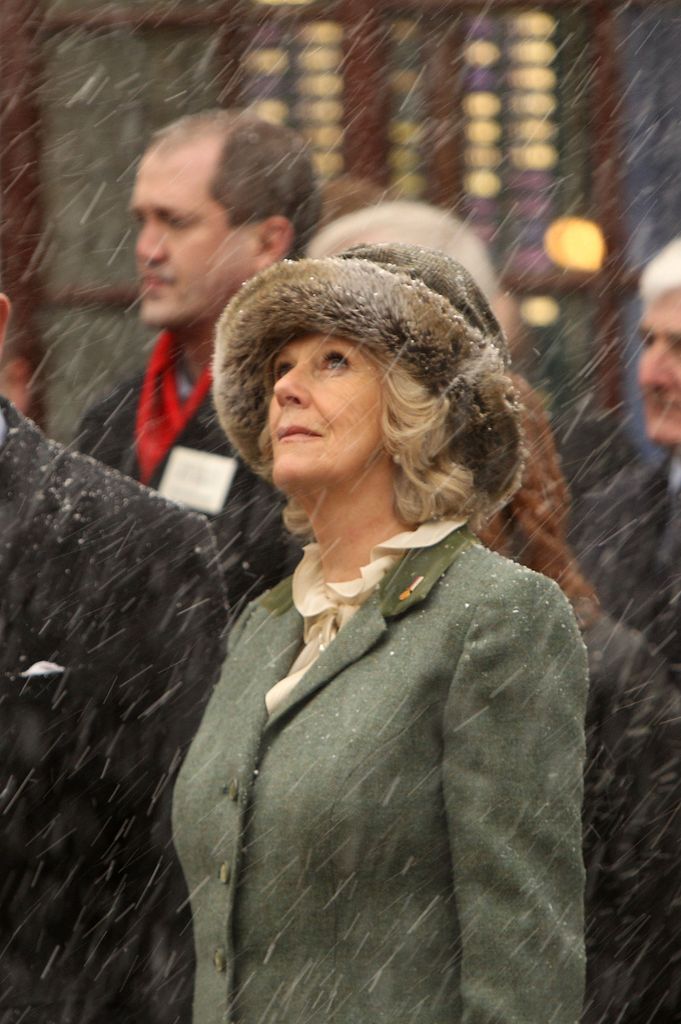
[{"xmin": 135, "ymin": 331, "xmax": 212, "ymax": 484}]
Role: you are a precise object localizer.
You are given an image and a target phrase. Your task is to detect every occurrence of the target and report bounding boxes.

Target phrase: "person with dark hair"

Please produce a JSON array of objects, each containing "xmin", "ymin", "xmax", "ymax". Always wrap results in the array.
[
  {"xmin": 480, "ymin": 375, "xmax": 681, "ymax": 1023},
  {"xmin": 76, "ymin": 108, "xmax": 321, "ymax": 611},
  {"xmin": 173, "ymin": 244, "xmax": 588, "ymax": 1024},
  {"xmin": 0, "ymin": 293, "xmax": 227, "ymax": 1022}
]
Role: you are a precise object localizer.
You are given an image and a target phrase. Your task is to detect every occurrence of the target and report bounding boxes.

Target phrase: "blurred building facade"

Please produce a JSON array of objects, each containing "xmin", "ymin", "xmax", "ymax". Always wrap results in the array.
[{"xmin": 0, "ymin": 0, "xmax": 679, "ymax": 444}]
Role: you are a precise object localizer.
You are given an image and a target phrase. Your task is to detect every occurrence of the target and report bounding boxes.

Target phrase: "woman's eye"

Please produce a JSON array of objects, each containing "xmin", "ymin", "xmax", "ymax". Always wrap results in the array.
[
  {"xmin": 324, "ymin": 351, "xmax": 349, "ymax": 370},
  {"xmin": 273, "ymin": 361, "xmax": 293, "ymax": 381}
]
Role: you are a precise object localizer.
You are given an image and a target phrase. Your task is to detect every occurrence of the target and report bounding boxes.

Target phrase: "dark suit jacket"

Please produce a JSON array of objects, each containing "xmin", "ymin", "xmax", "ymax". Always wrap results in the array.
[
  {"xmin": 581, "ymin": 613, "xmax": 681, "ymax": 1023},
  {"xmin": 174, "ymin": 530, "xmax": 588, "ymax": 1024},
  {"xmin": 572, "ymin": 461, "xmax": 680, "ymax": 676},
  {"xmin": 0, "ymin": 399, "xmax": 227, "ymax": 1023},
  {"xmin": 76, "ymin": 372, "xmax": 298, "ymax": 616},
  {"xmin": 573, "ymin": 462, "xmax": 681, "ymax": 1021},
  {"xmin": 552, "ymin": 392, "xmax": 638, "ymax": 505}
]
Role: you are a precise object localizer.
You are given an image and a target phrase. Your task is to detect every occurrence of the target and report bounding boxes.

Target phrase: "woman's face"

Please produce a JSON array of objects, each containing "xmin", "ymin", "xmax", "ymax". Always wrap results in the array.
[{"xmin": 267, "ymin": 333, "xmax": 394, "ymax": 507}]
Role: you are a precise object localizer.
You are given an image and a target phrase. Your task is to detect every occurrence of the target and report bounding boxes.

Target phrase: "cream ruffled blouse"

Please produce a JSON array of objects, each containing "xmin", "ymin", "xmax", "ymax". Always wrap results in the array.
[{"xmin": 265, "ymin": 517, "xmax": 466, "ymax": 714}]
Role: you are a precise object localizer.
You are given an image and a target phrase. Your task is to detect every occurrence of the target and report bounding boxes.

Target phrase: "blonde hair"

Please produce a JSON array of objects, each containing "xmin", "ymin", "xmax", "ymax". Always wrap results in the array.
[{"xmin": 258, "ymin": 345, "xmax": 475, "ymax": 540}]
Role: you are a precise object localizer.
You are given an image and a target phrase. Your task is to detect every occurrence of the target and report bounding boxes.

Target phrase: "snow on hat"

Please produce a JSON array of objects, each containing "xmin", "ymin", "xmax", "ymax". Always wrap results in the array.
[
  {"xmin": 213, "ymin": 242, "xmax": 523, "ymax": 511},
  {"xmin": 307, "ymin": 201, "xmax": 499, "ymax": 302},
  {"xmin": 640, "ymin": 238, "xmax": 681, "ymax": 306}
]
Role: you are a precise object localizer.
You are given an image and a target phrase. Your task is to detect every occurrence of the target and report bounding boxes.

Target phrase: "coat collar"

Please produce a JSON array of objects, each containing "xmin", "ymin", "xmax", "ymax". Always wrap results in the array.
[
  {"xmin": 260, "ymin": 524, "xmax": 478, "ymax": 620},
  {"xmin": 0, "ymin": 398, "xmax": 53, "ymax": 499},
  {"xmin": 260, "ymin": 525, "xmax": 479, "ymax": 730}
]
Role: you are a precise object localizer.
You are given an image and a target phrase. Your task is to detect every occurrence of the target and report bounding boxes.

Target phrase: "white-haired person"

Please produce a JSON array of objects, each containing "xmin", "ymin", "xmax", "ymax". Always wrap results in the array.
[
  {"xmin": 574, "ymin": 237, "xmax": 681, "ymax": 690},
  {"xmin": 571, "ymin": 237, "xmax": 681, "ymax": 1019},
  {"xmin": 307, "ymin": 198, "xmax": 530, "ymax": 364},
  {"xmin": 172, "ymin": 243, "xmax": 588, "ymax": 1024}
]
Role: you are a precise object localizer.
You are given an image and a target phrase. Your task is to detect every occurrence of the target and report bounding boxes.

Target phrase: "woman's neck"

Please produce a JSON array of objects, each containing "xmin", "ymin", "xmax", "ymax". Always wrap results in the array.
[{"xmin": 304, "ymin": 488, "xmax": 409, "ymax": 582}]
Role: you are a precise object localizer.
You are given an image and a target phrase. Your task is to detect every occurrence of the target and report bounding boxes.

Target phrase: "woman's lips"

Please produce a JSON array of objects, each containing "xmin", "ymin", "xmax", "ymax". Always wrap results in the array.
[{"xmin": 276, "ymin": 425, "xmax": 322, "ymax": 441}]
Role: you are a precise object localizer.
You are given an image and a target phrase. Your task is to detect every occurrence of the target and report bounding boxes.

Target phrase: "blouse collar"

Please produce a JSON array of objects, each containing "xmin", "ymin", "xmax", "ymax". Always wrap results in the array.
[{"xmin": 293, "ymin": 517, "xmax": 467, "ymax": 630}]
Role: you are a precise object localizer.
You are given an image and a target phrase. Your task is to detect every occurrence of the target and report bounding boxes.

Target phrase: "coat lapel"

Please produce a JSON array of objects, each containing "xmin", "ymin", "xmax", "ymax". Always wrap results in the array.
[
  {"xmin": 379, "ymin": 525, "xmax": 478, "ymax": 617},
  {"xmin": 217, "ymin": 604, "xmax": 303, "ymax": 763},
  {"xmin": 243, "ymin": 605, "xmax": 303, "ymax": 700},
  {"xmin": 265, "ymin": 599, "xmax": 387, "ymax": 731},
  {"xmin": 262, "ymin": 525, "xmax": 479, "ymax": 731}
]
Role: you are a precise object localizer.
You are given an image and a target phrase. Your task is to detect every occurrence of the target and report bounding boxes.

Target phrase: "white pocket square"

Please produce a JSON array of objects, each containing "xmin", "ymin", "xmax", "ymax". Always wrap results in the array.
[{"xmin": 20, "ymin": 661, "xmax": 65, "ymax": 678}]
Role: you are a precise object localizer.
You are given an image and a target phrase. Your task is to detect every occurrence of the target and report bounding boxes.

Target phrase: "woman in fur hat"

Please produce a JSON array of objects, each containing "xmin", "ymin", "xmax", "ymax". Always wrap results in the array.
[{"xmin": 173, "ymin": 243, "xmax": 588, "ymax": 1024}]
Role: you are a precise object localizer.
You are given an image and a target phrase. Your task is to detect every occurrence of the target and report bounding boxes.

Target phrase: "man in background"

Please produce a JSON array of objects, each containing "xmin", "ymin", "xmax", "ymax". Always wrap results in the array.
[
  {"xmin": 574, "ymin": 237, "xmax": 681, "ymax": 696},
  {"xmin": 571, "ymin": 238, "xmax": 681, "ymax": 1020},
  {"xmin": 0, "ymin": 291, "xmax": 227, "ymax": 1022},
  {"xmin": 77, "ymin": 108, "xmax": 320, "ymax": 610}
]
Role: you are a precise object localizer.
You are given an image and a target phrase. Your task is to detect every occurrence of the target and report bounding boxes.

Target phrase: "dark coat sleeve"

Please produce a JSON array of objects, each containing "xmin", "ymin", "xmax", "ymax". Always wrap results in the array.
[
  {"xmin": 582, "ymin": 614, "xmax": 681, "ymax": 1024},
  {"xmin": 0, "ymin": 404, "xmax": 227, "ymax": 1024}
]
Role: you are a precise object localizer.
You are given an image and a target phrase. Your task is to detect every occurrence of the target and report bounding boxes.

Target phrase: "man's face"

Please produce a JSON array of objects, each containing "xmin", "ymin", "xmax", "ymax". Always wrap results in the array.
[
  {"xmin": 131, "ymin": 135, "xmax": 263, "ymax": 334},
  {"xmin": 639, "ymin": 286, "xmax": 681, "ymax": 450}
]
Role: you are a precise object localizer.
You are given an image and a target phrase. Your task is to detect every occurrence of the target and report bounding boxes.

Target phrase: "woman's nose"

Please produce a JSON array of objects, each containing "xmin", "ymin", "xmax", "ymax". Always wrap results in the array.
[{"xmin": 273, "ymin": 365, "xmax": 310, "ymax": 406}]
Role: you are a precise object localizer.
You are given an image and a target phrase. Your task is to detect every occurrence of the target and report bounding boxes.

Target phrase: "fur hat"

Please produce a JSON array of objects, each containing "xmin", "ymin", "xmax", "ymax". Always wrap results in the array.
[
  {"xmin": 214, "ymin": 242, "xmax": 523, "ymax": 512},
  {"xmin": 307, "ymin": 200, "xmax": 499, "ymax": 301}
]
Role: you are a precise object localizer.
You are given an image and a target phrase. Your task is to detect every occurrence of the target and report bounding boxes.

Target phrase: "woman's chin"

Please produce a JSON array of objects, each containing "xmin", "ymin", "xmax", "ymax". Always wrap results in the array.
[{"xmin": 273, "ymin": 465, "xmax": 323, "ymax": 499}]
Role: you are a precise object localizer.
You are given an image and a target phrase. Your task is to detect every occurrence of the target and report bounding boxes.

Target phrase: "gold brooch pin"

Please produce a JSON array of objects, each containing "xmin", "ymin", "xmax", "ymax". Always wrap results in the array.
[{"xmin": 399, "ymin": 575, "xmax": 424, "ymax": 601}]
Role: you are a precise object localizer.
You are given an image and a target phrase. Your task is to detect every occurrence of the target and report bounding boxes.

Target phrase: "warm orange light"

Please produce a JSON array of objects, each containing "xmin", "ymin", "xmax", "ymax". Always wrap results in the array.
[
  {"xmin": 544, "ymin": 217, "xmax": 606, "ymax": 272},
  {"xmin": 520, "ymin": 296, "xmax": 560, "ymax": 327}
]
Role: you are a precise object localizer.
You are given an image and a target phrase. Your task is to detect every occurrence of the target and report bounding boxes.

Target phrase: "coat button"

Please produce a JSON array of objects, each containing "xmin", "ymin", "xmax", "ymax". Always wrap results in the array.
[
  {"xmin": 218, "ymin": 861, "xmax": 231, "ymax": 884},
  {"xmin": 213, "ymin": 946, "xmax": 226, "ymax": 973}
]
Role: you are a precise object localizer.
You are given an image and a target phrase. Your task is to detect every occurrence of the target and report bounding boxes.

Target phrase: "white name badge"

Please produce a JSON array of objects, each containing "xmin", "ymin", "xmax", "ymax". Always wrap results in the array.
[{"xmin": 158, "ymin": 446, "xmax": 237, "ymax": 515}]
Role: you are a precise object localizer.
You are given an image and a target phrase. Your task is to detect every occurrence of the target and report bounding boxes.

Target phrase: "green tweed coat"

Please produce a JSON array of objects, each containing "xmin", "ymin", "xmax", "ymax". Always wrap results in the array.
[{"xmin": 173, "ymin": 528, "xmax": 588, "ymax": 1024}]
